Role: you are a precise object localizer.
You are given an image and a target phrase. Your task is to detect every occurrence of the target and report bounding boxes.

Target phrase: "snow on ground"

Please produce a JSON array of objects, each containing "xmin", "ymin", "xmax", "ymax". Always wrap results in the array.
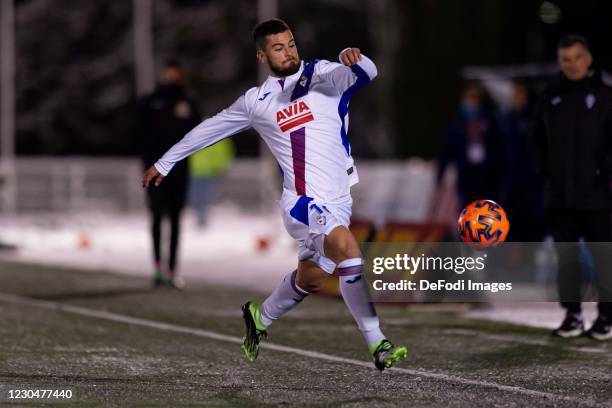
[
  {"xmin": 0, "ymin": 206, "xmax": 600, "ymax": 330},
  {"xmin": 0, "ymin": 205, "xmax": 297, "ymax": 292}
]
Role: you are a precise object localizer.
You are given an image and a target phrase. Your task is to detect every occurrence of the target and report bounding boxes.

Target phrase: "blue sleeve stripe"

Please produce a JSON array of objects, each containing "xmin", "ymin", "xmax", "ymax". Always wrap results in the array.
[{"xmin": 338, "ymin": 64, "xmax": 371, "ymax": 155}]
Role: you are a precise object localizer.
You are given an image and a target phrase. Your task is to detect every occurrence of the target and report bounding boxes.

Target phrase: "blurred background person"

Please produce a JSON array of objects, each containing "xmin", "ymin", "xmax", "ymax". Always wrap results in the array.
[
  {"xmin": 530, "ymin": 34, "xmax": 612, "ymax": 340},
  {"xmin": 436, "ymin": 81, "xmax": 502, "ymax": 210},
  {"xmin": 187, "ymin": 138, "xmax": 235, "ymax": 227},
  {"xmin": 137, "ymin": 59, "xmax": 201, "ymax": 288},
  {"xmin": 497, "ymin": 80, "xmax": 545, "ymax": 242}
]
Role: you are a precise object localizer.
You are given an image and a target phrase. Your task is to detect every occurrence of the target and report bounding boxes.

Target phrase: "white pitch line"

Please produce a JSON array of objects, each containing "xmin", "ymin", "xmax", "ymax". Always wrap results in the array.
[{"xmin": 0, "ymin": 293, "xmax": 609, "ymax": 408}]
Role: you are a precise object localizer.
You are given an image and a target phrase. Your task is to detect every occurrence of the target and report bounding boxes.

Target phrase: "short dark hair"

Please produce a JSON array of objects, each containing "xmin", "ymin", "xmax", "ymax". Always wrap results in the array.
[
  {"xmin": 253, "ymin": 18, "xmax": 291, "ymax": 49},
  {"xmin": 557, "ymin": 34, "xmax": 590, "ymax": 51}
]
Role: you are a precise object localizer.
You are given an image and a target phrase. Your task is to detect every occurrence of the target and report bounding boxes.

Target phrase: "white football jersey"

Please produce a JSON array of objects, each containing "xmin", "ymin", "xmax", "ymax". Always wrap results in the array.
[{"xmin": 154, "ymin": 52, "xmax": 377, "ymax": 203}]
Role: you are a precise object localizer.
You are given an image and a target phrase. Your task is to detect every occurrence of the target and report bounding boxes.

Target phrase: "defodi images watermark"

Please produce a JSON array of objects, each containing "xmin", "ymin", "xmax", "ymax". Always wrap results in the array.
[{"xmin": 362, "ymin": 242, "xmax": 612, "ymax": 303}]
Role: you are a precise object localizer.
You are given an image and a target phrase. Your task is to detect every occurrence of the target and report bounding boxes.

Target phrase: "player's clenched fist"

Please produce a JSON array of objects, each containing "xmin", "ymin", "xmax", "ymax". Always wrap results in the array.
[
  {"xmin": 340, "ymin": 48, "xmax": 362, "ymax": 66},
  {"xmin": 142, "ymin": 165, "xmax": 165, "ymax": 188}
]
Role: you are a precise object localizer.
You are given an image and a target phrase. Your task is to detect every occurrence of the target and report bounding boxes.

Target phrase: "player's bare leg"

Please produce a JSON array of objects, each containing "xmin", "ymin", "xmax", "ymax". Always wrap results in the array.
[
  {"xmin": 295, "ymin": 260, "xmax": 331, "ymax": 293},
  {"xmin": 324, "ymin": 226, "xmax": 408, "ymax": 371},
  {"xmin": 242, "ymin": 226, "xmax": 406, "ymax": 370}
]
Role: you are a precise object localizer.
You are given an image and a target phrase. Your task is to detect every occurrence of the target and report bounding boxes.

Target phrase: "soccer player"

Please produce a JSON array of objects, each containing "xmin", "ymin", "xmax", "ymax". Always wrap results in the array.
[{"xmin": 143, "ymin": 19, "xmax": 408, "ymax": 370}]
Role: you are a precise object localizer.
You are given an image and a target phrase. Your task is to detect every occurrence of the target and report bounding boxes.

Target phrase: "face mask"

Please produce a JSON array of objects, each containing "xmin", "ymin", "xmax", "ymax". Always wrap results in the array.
[{"xmin": 461, "ymin": 103, "xmax": 480, "ymax": 118}]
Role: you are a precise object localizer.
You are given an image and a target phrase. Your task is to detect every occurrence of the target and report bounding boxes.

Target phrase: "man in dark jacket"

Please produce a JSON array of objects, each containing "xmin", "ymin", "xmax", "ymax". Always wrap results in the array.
[
  {"xmin": 531, "ymin": 35, "xmax": 612, "ymax": 340},
  {"xmin": 137, "ymin": 60, "xmax": 201, "ymax": 288}
]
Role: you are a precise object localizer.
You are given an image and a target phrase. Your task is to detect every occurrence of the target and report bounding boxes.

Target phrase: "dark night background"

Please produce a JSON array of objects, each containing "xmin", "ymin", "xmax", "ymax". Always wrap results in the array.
[{"xmin": 9, "ymin": 0, "xmax": 612, "ymax": 158}]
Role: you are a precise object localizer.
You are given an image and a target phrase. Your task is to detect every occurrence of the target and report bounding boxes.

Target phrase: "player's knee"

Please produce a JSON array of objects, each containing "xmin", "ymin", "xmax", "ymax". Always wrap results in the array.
[{"xmin": 324, "ymin": 227, "xmax": 361, "ymax": 263}]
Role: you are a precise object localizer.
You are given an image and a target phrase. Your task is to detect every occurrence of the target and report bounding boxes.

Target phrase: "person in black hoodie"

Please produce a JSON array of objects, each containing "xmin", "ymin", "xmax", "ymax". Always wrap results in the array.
[
  {"xmin": 531, "ymin": 35, "xmax": 612, "ymax": 340},
  {"xmin": 137, "ymin": 60, "xmax": 201, "ymax": 288}
]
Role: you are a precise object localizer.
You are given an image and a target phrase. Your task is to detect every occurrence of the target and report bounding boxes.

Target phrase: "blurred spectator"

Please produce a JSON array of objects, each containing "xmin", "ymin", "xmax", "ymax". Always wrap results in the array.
[
  {"xmin": 530, "ymin": 34, "xmax": 612, "ymax": 340},
  {"xmin": 137, "ymin": 60, "xmax": 201, "ymax": 288},
  {"xmin": 497, "ymin": 81, "xmax": 545, "ymax": 242},
  {"xmin": 437, "ymin": 81, "xmax": 502, "ymax": 209},
  {"xmin": 188, "ymin": 138, "xmax": 235, "ymax": 227}
]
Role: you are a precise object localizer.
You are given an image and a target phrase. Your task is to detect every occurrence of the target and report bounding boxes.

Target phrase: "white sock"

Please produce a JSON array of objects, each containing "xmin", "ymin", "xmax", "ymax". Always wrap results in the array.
[
  {"xmin": 261, "ymin": 269, "xmax": 308, "ymax": 327},
  {"xmin": 338, "ymin": 258, "xmax": 385, "ymax": 349}
]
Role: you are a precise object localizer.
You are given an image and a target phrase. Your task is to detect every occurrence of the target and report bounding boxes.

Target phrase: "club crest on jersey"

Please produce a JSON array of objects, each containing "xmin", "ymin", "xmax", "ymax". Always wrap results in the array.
[{"xmin": 276, "ymin": 100, "xmax": 314, "ymax": 132}]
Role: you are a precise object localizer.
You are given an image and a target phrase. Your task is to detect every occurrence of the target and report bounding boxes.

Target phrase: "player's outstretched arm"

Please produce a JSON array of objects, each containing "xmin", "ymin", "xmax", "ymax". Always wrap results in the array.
[{"xmin": 142, "ymin": 91, "xmax": 254, "ymax": 187}]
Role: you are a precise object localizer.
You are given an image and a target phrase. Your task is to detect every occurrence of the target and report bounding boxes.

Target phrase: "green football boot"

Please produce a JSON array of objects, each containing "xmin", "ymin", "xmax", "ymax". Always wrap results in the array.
[
  {"xmin": 241, "ymin": 301, "xmax": 268, "ymax": 362},
  {"xmin": 370, "ymin": 339, "xmax": 408, "ymax": 371},
  {"xmin": 153, "ymin": 270, "xmax": 165, "ymax": 287}
]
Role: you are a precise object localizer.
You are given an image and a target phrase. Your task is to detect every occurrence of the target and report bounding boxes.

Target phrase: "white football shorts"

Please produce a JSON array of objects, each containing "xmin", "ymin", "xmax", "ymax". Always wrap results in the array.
[{"xmin": 279, "ymin": 190, "xmax": 352, "ymax": 274}]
